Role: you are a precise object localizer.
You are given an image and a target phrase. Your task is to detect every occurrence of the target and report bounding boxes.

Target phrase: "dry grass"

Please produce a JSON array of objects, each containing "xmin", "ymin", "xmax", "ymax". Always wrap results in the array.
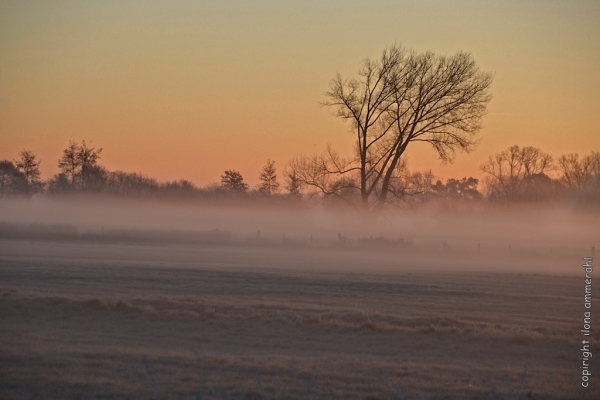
[{"xmin": 0, "ymin": 240, "xmax": 598, "ymax": 399}]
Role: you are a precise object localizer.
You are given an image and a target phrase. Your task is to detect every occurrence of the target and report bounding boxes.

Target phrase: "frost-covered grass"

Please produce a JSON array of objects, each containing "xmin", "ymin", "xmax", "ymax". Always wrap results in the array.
[{"xmin": 0, "ymin": 240, "xmax": 597, "ymax": 399}]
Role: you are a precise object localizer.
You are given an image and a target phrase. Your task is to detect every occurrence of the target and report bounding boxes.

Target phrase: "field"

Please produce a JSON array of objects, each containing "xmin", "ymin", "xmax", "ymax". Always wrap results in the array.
[{"xmin": 1, "ymin": 234, "xmax": 598, "ymax": 399}]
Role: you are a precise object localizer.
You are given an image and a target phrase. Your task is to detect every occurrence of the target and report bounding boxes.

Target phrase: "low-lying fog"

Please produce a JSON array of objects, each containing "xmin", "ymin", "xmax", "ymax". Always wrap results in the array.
[{"xmin": 1, "ymin": 196, "xmax": 597, "ymax": 275}]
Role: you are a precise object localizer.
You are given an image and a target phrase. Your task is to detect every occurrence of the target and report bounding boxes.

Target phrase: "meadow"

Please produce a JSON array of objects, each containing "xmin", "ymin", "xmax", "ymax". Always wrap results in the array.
[{"xmin": 1, "ymin": 230, "xmax": 597, "ymax": 399}]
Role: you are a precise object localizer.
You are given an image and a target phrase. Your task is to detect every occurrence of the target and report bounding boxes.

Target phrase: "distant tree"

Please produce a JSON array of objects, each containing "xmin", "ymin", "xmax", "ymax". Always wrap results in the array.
[
  {"xmin": 480, "ymin": 145, "xmax": 554, "ymax": 202},
  {"xmin": 81, "ymin": 165, "xmax": 108, "ymax": 192},
  {"xmin": 591, "ymin": 153, "xmax": 600, "ymax": 190},
  {"xmin": 557, "ymin": 152, "xmax": 599, "ymax": 191},
  {"xmin": 161, "ymin": 179, "xmax": 198, "ymax": 198},
  {"xmin": 0, "ymin": 160, "xmax": 26, "ymax": 197},
  {"xmin": 47, "ymin": 172, "xmax": 71, "ymax": 194},
  {"xmin": 431, "ymin": 177, "xmax": 482, "ymax": 201},
  {"xmin": 57, "ymin": 141, "xmax": 80, "ymax": 189},
  {"xmin": 79, "ymin": 142, "xmax": 104, "ymax": 190},
  {"xmin": 105, "ymin": 171, "xmax": 160, "ymax": 197},
  {"xmin": 14, "ymin": 150, "xmax": 43, "ymax": 196},
  {"xmin": 257, "ymin": 159, "xmax": 280, "ymax": 196},
  {"xmin": 285, "ymin": 170, "xmax": 303, "ymax": 198},
  {"xmin": 520, "ymin": 172, "xmax": 559, "ymax": 202},
  {"xmin": 78, "ymin": 141, "xmax": 102, "ymax": 167},
  {"xmin": 0, "ymin": 161, "xmax": 16, "ymax": 196},
  {"xmin": 57, "ymin": 140, "xmax": 103, "ymax": 190},
  {"xmin": 221, "ymin": 170, "xmax": 248, "ymax": 192},
  {"xmin": 556, "ymin": 152, "xmax": 600, "ymax": 202}
]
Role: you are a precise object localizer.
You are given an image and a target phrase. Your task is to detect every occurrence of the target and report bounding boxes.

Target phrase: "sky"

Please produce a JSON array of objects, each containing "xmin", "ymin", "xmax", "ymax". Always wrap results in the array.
[{"xmin": 0, "ymin": 0, "xmax": 599, "ymax": 186}]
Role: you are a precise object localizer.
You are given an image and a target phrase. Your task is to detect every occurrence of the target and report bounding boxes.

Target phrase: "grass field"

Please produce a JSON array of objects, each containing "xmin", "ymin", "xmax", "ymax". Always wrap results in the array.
[{"xmin": 1, "ymin": 238, "xmax": 598, "ymax": 399}]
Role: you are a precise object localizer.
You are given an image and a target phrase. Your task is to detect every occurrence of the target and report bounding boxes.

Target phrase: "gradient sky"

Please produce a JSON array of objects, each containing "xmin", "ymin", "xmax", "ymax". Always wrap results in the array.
[{"xmin": 1, "ymin": 0, "xmax": 598, "ymax": 186}]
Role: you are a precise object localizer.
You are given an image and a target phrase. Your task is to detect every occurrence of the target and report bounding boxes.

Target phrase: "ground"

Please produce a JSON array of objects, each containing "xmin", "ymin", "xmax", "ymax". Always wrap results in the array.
[{"xmin": 0, "ymin": 239, "xmax": 598, "ymax": 399}]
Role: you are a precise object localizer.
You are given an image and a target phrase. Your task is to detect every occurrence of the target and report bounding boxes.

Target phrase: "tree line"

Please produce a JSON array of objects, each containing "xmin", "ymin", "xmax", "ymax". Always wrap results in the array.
[
  {"xmin": 1, "ymin": 141, "xmax": 598, "ymax": 206},
  {"xmin": 1, "ymin": 44, "xmax": 597, "ymax": 207},
  {"xmin": 0, "ymin": 141, "xmax": 302, "ymax": 203}
]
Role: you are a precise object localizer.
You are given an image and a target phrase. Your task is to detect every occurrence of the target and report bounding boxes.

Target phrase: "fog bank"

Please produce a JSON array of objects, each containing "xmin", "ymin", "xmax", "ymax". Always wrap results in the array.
[{"xmin": 1, "ymin": 196, "xmax": 596, "ymax": 275}]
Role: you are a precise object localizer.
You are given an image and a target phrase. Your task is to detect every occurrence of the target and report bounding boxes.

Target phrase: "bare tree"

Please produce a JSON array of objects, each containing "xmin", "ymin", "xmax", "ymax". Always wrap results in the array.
[
  {"xmin": 592, "ymin": 153, "xmax": 600, "ymax": 189},
  {"xmin": 293, "ymin": 44, "xmax": 492, "ymax": 211},
  {"xmin": 58, "ymin": 141, "xmax": 80, "ymax": 188},
  {"xmin": 480, "ymin": 145, "xmax": 555, "ymax": 202},
  {"xmin": 104, "ymin": 171, "xmax": 160, "ymax": 197},
  {"xmin": 557, "ymin": 152, "xmax": 599, "ymax": 191},
  {"xmin": 14, "ymin": 150, "xmax": 43, "ymax": 196},
  {"xmin": 221, "ymin": 170, "xmax": 248, "ymax": 192},
  {"xmin": 257, "ymin": 159, "xmax": 280, "ymax": 196},
  {"xmin": 287, "ymin": 146, "xmax": 358, "ymax": 205},
  {"xmin": 57, "ymin": 140, "xmax": 103, "ymax": 190},
  {"xmin": 79, "ymin": 142, "xmax": 104, "ymax": 190},
  {"xmin": 284, "ymin": 170, "xmax": 303, "ymax": 199},
  {"xmin": 288, "ymin": 148, "xmax": 434, "ymax": 207}
]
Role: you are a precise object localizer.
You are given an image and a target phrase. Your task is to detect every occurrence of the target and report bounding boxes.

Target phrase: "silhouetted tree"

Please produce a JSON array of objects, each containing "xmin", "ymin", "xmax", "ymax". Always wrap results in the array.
[
  {"xmin": 0, "ymin": 160, "xmax": 26, "ymax": 197},
  {"xmin": 558, "ymin": 152, "xmax": 599, "ymax": 191},
  {"xmin": 480, "ymin": 145, "xmax": 555, "ymax": 202},
  {"xmin": 289, "ymin": 151, "xmax": 435, "ymax": 207},
  {"xmin": 15, "ymin": 150, "xmax": 43, "ymax": 196},
  {"xmin": 105, "ymin": 171, "xmax": 160, "ymax": 197},
  {"xmin": 57, "ymin": 140, "xmax": 103, "ymax": 190},
  {"xmin": 431, "ymin": 177, "xmax": 482, "ymax": 201},
  {"xmin": 293, "ymin": 44, "xmax": 493, "ymax": 211},
  {"xmin": 79, "ymin": 142, "xmax": 104, "ymax": 190},
  {"xmin": 57, "ymin": 141, "xmax": 80, "ymax": 189},
  {"xmin": 257, "ymin": 159, "xmax": 280, "ymax": 196},
  {"xmin": 81, "ymin": 165, "xmax": 108, "ymax": 192},
  {"xmin": 556, "ymin": 151, "xmax": 600, "ymax": 202},
  {"xmin": 591, "ymin": 153, "xmax": 600, "ymax": 192},
  {"xmin": 47, "ymin": 173, "xmax": 71, "ymax": 194},
  {"xmin": 287, "ymin": 146, "xmax": 358, "ymax": 204},
  {"xmin": 520, "ymin": 172, "xmax": 560, "ymax": 202},
  {"xmin": 221, "ymin": 170, "xmax": 248, "ymax": 192},
  {"xmin": 383, "ymin": 163, "xmax": 436, "ymax": 206},
  {"xmin": 161, "ymin": 179, "xmax": 198, "ymax": 198},
  {"xmin": 285, "ymin": 170, "xmax": 303, "ymax": 198}
]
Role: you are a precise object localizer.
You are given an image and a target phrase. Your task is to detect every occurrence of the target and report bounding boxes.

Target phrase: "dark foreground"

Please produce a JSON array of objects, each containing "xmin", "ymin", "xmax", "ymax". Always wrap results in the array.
[{"xmin": 0, "ymin": 240, "xmax": 597, "ymax": 399}]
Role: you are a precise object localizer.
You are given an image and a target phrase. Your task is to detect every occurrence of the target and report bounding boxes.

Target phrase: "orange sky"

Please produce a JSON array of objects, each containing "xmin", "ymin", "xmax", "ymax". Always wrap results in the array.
[{"xmin": 1, "ymin": 1, "xmax": 599, "ymax": 186}]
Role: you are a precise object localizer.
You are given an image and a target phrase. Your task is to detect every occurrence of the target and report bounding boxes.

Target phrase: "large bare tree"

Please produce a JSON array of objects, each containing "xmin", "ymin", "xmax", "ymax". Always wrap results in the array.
[{"xmin": 291, "ymin": 44, "xmax": 493, "ymax": 211}]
